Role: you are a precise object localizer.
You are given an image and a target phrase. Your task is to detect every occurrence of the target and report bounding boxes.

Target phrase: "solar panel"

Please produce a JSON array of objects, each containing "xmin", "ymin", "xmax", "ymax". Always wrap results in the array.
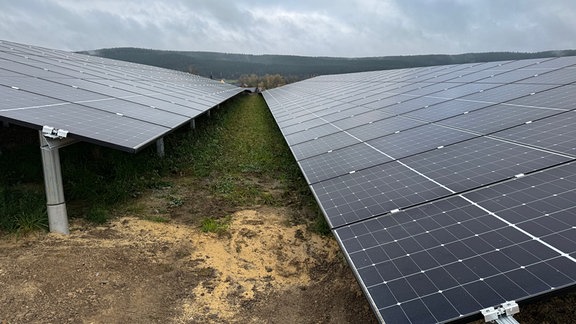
[
  {"xmin": 290, "ymin": 131, "xmax": 362, "ymax": 161},
  {"xmin": 263, "ymin": 55, "xmax": 576, "ymax": 323},
  {"xmin": 335, "ymin": 162, "xmax": 576, "ymax": 323},
  {"xmin": 311, "ymin": 161, "xmax": 452, "ymax": 228},
  {"xmin": 366, "ymin": 124, "xmax": 477, "ymax": 159},
  {"xmin": 400, "ymin": 137, "xmax": 571, "ymax": 192},
  {"xmin": 0, "ymin": 40, "xmax": 243, "ymax": 152},
  {"xmin": 346, "ymin": 117, "xmax": 424, "ymax": 142},
  {"xmin": 404, "ymin": 99, "xmax": 494, "ymax": 122},
  {"xmin": 298, "ymin": 143, "xmax": 393, "ymax": 184},
  {"xmin": 492, "ymin": 110, "xmax": 576, "ymax": 156},
  {"xmin": 438, "ymin": 103, "xmax": 566, "ymax": 134}
]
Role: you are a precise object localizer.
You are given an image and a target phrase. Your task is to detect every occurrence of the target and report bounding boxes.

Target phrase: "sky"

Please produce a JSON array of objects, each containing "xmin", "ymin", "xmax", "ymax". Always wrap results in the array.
[{"xmin": 1, "ymin": 0, "xmax": 575, "ymax": 57}]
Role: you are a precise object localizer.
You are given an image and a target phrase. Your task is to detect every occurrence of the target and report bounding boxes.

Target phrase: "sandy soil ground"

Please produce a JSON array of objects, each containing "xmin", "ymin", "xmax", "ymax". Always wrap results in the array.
[{"xmin": 0, "ymin": 207, "xmax": 376, "ymax": 323}]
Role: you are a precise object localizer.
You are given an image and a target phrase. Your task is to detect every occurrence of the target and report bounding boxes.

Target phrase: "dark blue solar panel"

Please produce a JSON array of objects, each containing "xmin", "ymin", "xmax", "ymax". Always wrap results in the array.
[
  {"xmin": 263, "ymin": 56, "xmax": 576, "ymax": 324},
  {"xmin": 0, "ymin": 85, "xmax": 64, "ymax": 109},
  {"xmin": 383, "ymin": 96, "xmax": 449, "ymax": 115},
  {"xmin": 479, "ymin": 68, "xmax": 556, "ymax": 84},
  {"xmin": 336, "ymin": 162, "xmax": 576, "ymax": 323},
  {"xmin": 400, "ymin": 137, "xmax": 571, "ymax": 192},
  {"xmin": 80, "ymin": 100, "xmax": 189, "ymax": 128},
  {"xmin": 433, "ymin": 83, "xmax": 500, "ymax": 99},
  {"xmin": 284, "ymin": 123, "xmax": 341, "ymax": 145},
  {"xmin": 505, "ymin": 85, "xmax": 576, "ymax": 110},
  {"xmin": 298, "ymin": 143, "xmax": 392, "ymax": 184},
  {"xmin": 332, "ymin": 109, "xmax": 395, "ymax": 129},
  {"xmin": 461, "ymin": 84, "xmax": 557, "ymax": 103},
  {"xmin": 320, "ymin": 105, "xmax": 373, "ymax": 123},
  {"xmin": 517, "ymin": 68, "xmax": 576, "ymax": 85},
  {"xmin": 492, "ymin": 110, "xmax": 576, "ymax": 156},
  {"xmin": 290, "ymin": 131, "xmax": 361, "ymax": 160},
  {"xmin": 438, "ymin": 104, "xmax": 565, "ymax": 134},
  {"xmin": 346, "ymin": 117, "xmax": 424, "ymax": 142},
  {"xmin": 1, "ymin": 103, "xmax": 169, "ymax": 150},
  {"xmin": 311, "ymin": 161, "xmax": 451, "ymax": 228},
  {"xmin": 366, "ymin": 124, "xmax": 477, "ymax": 159},
  {"xmin": 0, "ymin": 40, "xmax": 243, "ymax": 152},
  {"xmin": 404, "ymin": 99, "xmax": 494, "ymax": 122}
]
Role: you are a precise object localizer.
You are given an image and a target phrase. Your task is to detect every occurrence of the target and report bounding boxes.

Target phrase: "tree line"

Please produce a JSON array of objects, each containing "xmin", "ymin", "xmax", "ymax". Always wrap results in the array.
[{"xmin": 79, "ymin": 47, "xmax": 576, "ymax": 87}]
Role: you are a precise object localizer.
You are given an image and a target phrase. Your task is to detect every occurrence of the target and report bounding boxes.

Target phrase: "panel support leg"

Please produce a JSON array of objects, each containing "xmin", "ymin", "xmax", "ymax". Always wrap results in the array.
[
  {"xmin": 190, "ymin": 118, "xmax": 196, "ymax": 130},
  {"xmin": 156, "ymin": 137, "xmax": 165, "ymax": 157},
  {"xmin": 40, "ymin": 133, "xmax": 69, "ymax": 234},
  {"xmin": 207, "ymin": 110, "xmax": 211, "ymax": 118}
]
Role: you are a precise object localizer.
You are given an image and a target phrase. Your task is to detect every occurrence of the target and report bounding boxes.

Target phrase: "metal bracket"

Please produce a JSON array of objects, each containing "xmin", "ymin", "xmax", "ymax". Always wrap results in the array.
[
  {"xmin": 41, "ymin": 126, "xmax": 76, "ymax": 150},
  {"xmin": 481, "ymin": 301, "xmax": 520, "ymax": 324},
  {"xmin": 42, "ymin": 125, "xmax": 69, "ymax": 139}
]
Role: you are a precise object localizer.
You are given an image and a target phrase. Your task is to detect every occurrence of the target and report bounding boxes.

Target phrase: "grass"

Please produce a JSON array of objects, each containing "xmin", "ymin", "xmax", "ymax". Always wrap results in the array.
[
  {"xmin": 200, "ymin": 216, "xmax": 231, "ymax": 234},
  {"xmin": 0, "ymin": 94, "xmax": 327, "ymax": 234}
]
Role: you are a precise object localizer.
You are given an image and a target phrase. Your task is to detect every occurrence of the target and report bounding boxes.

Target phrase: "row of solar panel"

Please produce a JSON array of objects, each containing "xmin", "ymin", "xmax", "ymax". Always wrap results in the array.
[
  {"xmin": 0, "ymin": 40, "xmax": 244, "ymax": 152},
  {"xmin": 263, "ymin": 55, "xmax": 576, "ymax": 323}
]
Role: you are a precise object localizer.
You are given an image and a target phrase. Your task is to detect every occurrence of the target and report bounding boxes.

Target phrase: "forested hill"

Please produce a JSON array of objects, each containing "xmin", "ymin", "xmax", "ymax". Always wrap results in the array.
[{"xmin": 79, "ymin": 47, "xmax": 576, "ymax": 80}]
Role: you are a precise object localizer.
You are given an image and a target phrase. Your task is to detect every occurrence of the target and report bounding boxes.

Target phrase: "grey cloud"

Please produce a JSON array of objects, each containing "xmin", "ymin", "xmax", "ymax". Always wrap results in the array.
[{"xmin": 0, "ymin": 0, "xmax": 575, "ymax": 56}]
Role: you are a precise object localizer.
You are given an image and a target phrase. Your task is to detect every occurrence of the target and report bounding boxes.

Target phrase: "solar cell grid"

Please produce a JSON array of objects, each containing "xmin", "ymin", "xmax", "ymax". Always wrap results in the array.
[
  {"xmin": 284, "ymin": 122, "xmax": 341, "ymax": 145},
  {"xmin": 505, "ymin": 84, "xmax": 576, "ymax": 109},
  {"xmin": 363, "ymin": 95, "xmax": 407, "ymax": 110},
  {"xmin": 0, "ymin": 40, "xmax": 243, "ymax": 152},
  {"xmin": 366, "ymin": 124, "xmax": 477, "ymax": 159},
  {"xmin": 432, "ymin": 82, "xmax": 500, "ymax": 99},
  {"xmin": 1, "ymin": 103, "xmax": 168, "ymax": 149},
  {"xmin": 438, "ymin": 103, "xmax": 565, "ymax": 135},
  {"xmin": 0, "ymin": 86, "xmax": 64, "ymax": 109},
  {"xmin": 400, "ymin": 137, "xmax": 572, "ymax": 192},
  {"xmin": 332, "ymin": 109, "xmax": 395, "ymax": 129},
  {"xmin": 404, "ymin": 99, "xmax": 494, "ymax": 122},
  {"xmin": 0, "ymin": 77, "xmax": 111, "ymax": 102},
  {"xmin": 492, "ymin": 110, "xmax": 576, "ymax": 156},
  {"xmin": 80, "ymin": 100, "xmax": 189, "ymax": 128},
  {"xmin": 262, "ymin": 56, "xmax": 576, "ymax": 323},
  {"xmin": 319, "ymin": 105, "xmax": 372, "ymax": 123},
  {"xmin": 401, "ymin": 83, "xmax": 458, "ymax": 96},
  {"xmin": 290, "ymin": 131, "xmax": 362, "ymax": 160},
  {"xmin": 447, "ymin": 69, "xmax": 502, "ymax": 83},
  {"xmin": 345, "ymin": 116, "xmax": 424, "ymax": 142},
  {"xmin": 311, "ymin": 161, "xmax": 451, "ymax": 228},
  {"xmin": 526, "ymin": 56, "xmax": 576, "ymax": 69},
  {"xmin": 516, "ymin": 68, "xmax": 576, "ymax": 85},
  {"xmin": 382, "ymin": 96, "xmax": 449, "ymax": 115},
  {"xmin": 336, "ymin": 161, "xmax": 576, "ymax": 322},
  {"xmin": 478, "ymin": 68, "xmax": 556, "ymax": 84},
  {"xmin": 460, "ymin": 83, "xmax": 557, "ymax": 103},
  {"xmin": 298, "ymin": 143, "xmax": 393, "ymax": 184}
]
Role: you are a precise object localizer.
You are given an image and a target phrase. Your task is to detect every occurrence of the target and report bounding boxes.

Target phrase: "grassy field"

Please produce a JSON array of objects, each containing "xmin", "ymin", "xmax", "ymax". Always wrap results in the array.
[{"xmin": 0, "ymin": 93, "xmax": 325, "ymax": 234}]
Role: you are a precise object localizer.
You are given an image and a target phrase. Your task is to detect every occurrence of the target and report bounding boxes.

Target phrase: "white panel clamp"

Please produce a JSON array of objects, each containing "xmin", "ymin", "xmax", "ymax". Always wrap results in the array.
[
  {"xmin": 42, "ymin": 125, "xmax": 69, "ymax": 139},
  {"xmin": 481, "ymin": 301, "xmax": 520, "ymax": 324}
]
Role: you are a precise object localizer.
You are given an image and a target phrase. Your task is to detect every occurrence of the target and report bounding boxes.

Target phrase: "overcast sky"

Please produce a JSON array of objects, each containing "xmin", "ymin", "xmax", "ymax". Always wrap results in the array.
[{"xmin": 1, "ymin": 0, "xmax": 575, "ymax": 57}]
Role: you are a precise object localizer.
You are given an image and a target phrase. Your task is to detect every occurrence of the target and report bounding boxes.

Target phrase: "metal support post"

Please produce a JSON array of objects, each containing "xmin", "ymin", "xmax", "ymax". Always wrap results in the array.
[
  {"xmin": 190, "ymin": 118, "xmax": 196, "ymax": 130},
  {"xmin": 156, "ymin": 137, "xmax": 165, "ymax": 157},
  {"xmin": 40, "ymin": 133, "xmax": 69, "ymax": 234}
]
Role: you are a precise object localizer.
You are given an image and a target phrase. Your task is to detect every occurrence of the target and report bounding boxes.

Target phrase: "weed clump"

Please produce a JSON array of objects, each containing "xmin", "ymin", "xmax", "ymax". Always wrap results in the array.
[{"xmin": 200, "ymin": 216, "xmax": 231, "ymax": 234}]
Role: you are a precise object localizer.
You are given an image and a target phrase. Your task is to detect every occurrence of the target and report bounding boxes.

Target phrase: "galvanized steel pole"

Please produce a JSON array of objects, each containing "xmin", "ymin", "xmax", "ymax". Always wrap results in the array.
[{"xmin": 39, "ymin": 132, "xmax": 69, "ymax": 234}]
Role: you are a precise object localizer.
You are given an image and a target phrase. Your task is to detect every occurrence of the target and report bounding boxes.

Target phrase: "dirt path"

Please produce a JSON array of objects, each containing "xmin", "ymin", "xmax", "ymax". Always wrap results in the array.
[{"xmin": 0, "ymin": 207, "xmax": 376, "ymax": 323}]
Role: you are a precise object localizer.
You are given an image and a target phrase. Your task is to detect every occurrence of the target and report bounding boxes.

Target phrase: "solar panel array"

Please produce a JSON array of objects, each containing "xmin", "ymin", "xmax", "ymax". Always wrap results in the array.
[
  {"xmin": 263, "ymin": 57, "xmax": 576, "ymax": 323},
  {"xmin": 0, "ymin": 40, "xmax": 244, "ymax": 152}
]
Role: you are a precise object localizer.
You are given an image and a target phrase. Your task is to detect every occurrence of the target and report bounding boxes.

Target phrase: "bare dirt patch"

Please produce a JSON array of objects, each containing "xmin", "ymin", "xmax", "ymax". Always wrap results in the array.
[{"xmin": 0, "ymin": 207, "xmax": 375, "ymax": 323}]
